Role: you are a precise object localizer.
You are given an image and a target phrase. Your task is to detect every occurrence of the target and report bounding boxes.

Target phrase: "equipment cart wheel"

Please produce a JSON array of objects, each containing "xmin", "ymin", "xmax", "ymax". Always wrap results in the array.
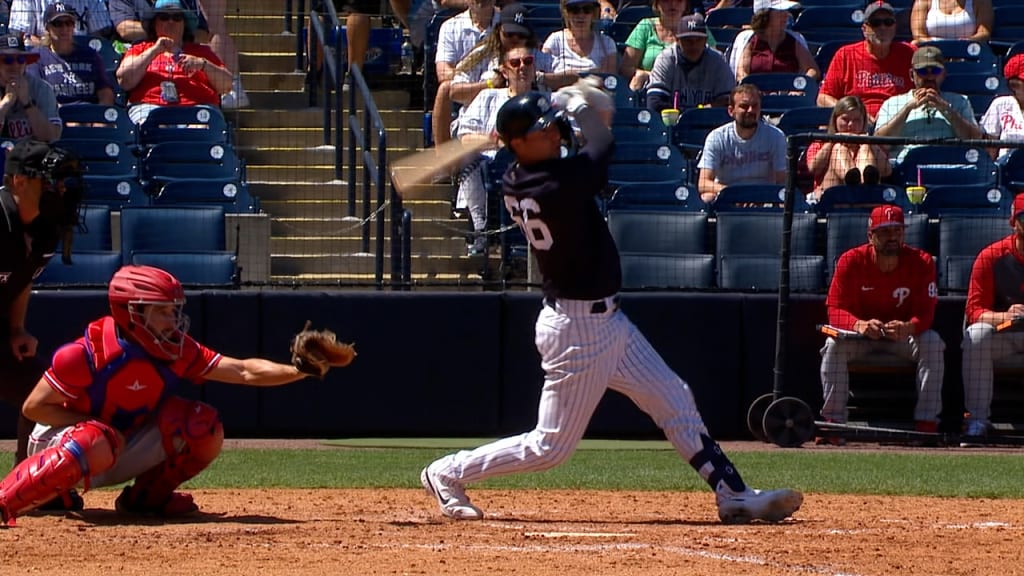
[
  {"xmin": 762, "ymin": 396, "xmax": 815, "ymax": 448},
  {"xmin": 746, "ymin": 393, "xmax": 774, "ymax": 442}
]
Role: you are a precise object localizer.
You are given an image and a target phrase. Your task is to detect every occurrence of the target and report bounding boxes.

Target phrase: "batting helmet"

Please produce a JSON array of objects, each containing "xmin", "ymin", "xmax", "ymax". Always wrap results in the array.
[
  {"xmin": 109, "ymin": 265, "xmax": 191, "ymax": 360},
  {"xmin": 496, "ymin": 92, "xmax": 559, "ymax": 142}
]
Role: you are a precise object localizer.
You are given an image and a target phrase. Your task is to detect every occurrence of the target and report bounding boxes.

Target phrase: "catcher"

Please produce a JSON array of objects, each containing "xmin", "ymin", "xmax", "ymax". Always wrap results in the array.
[{"xmin": 0, "ymin": 265, "xmax": 355, "ymax": 525}]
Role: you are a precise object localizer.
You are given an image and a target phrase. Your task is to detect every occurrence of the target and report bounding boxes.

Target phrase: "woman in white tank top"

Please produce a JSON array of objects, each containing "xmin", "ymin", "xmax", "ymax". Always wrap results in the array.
[
  {"xmin": 542, "ymin": 0, "xmax": 618, "ymax": 73},
  {"xmin": 910, "ymin": 0, "xmax": 992, "ymax": 44}
]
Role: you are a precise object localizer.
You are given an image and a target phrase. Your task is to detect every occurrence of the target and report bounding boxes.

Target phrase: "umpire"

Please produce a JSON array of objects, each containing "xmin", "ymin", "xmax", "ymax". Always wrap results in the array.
[{"xmin": 0, "ymin": 140, "xmax": 80, "ymax": 468}]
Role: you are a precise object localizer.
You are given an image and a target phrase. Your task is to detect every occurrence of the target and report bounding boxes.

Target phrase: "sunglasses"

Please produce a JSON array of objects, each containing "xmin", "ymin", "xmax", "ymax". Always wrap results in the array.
[
  {"xmin": 914, "ymin": 65, "xmax": 943, "ymax": 76},
  {"xmin": 155, "ymin": 13, "xmax": 185, "ymax": 22},
  {"xmin": 1, "ymin": 55, "xmax": 28, "ymax": 65},
  {"xmin": 867, "ymin": 17, "xmax": 896, "ymax": 27},
  {"xmin": 50, "ymin": 18, "xmax": 76, "ymax": 28},
  {"xmin": 507, "ymin": 55, "xmax": 535, "ymax": 68},
  {"xmin": 566, "ymin": 4, "xmax": 597, "ymax": 14}
]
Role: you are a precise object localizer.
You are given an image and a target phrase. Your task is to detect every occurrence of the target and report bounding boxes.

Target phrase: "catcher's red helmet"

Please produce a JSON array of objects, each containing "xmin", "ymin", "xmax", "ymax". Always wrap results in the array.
[{"xmin": 109, "ymin": 265, "xmax": 190, "ymax": 360}]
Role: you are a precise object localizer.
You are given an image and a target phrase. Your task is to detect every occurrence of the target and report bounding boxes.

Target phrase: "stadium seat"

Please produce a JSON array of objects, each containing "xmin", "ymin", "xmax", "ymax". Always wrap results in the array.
[
  {"xmin": 608, "ymin": 4, "xmax": 653, "ymax": 49},
  {"xmin": 71, "ymin": 204, "xmax": 113, "ymax": 251},
  {"xmin": 895, "ymin": 145, "xmax": 998, "ymax": 187},
  {"xmin": 81, "ymin": 176, "xmax": 148, "ymax": 209},
  {"xmin": 740, "ymin": 73, "xmax": 819, "ymax": 115},
  {"xmin": 937, "ymin": 215, "xmax": 1009, "ymax": 291},
  {"xmin": 776, "ymin": 106, "xmax": 832, "ymax": 136},
  {"xmin": 916, "ymin": 184, "xmax": 1013, "ymax": 217},
  {"xmin": 814, "ymin": 40, "xmax": 847, "ymax": 81},
  {"xmin": 526, "ymin": 4, "xmax": 562, "ymax": 43},
  {"xmin": 815, "ymin": 184, "xmax": 912, "ymax": 215},
  {"xmin": 58, "ymin": 104, "xmax": 136, "ymax": 144},
  {"xmin": 130, "ymin": 251, "xmax": 238, "ymax": 288},
  {"xmin": 792, "ymin": 6, "xmax": 864, "ymax": 44},
  {"xmin": 671, "ymin": 106, "xmax": 730, "ymax": 156},
  {"xmin": 582, "ymin": 72, "xmax": 635, "ymax": 108},
  {"xmin": 715, "ymin": 211, "xmax": 823, "ymax": 291},
  {"xmin": 718, "ymin": 254, "xmax": 825, "ymax": 292},
  {"xmin": 34, "ymin": 251, "xmax": 122, "ymax": 288},
  {"xmin": 119, "ymin": 205, "xmax": 228, "ymax": 266},
  {"xmin": 704, "ymin": 7, "xmax": 752, "ymax": 29},
  {"xmin": 999, "ymin": 147, "xmax": 1024, "ymax": 192},
  {"xmin": 55, "ymin": 139, "xmax": 137, "ymax": 179},
  {"xmin": 138, "ymin": 105, "xmax": 229, "ymax": 146},
  {"xmin": 939, "ymin": 73, "xmax": 1010, "ymax": 121},
  {"xmin": 140, "ymin": 142, "xmax": 244, "ymax": 192},
  {"xmin": 824, "ymin": 212, "xmax": 930, "ymax": 281},
  {"xmin": 712, "ymin": 184, "xmax": 812, "ymax": 212},
  {"xmin": 619, "ymin": 253, "xmax": 715, "ymax": 289},
  {"xmin": 988, "ymin": 7, "xmax": 1024, "ymax": 49},
  {"xmin": 606, "ymin": 182, "xmax": 704, "ymax": 211},
  {"xmin": 607, "ymin": 162, "xmax": 687, "ymax": 187},
  {"xmin": 72, "ymin": 35, "xmax": 120, "ymax": 70},
  {"xmin": 607, "ymin": 210, "xmax": 709, "ymax": 253},
  {"xmin": 918, "ymin": 40, "xmax": 998, "ymax": 75},
  {"xmin": 611, "ymin": 108, "xmax": 668, "ymax": 143},
  {"xmin": 151, "ymin": 178, "xmax": 259, "ymax": 213}
]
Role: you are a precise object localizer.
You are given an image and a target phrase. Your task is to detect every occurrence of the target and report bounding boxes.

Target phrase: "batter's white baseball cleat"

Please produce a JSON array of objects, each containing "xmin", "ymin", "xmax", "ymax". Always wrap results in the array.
[
  {"xmin": 421, "ymin": 462, "xmax": 483, "ymax": 520},
  {"xmin": 716, "ymin": 488, "xmax": 803, "ymax": 524}
]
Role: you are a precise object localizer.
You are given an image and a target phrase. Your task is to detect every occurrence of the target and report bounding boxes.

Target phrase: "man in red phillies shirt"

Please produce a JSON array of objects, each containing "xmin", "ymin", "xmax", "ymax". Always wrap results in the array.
[
  {"xmin": 820, "ymin": 205, "xmax": 944, "ymax": 434},
  {"xmin": 961, "ymin": 195, "xmax": 1024, "ymax": 443},
  {"xmin": 817, "ymin": 1, "xmax": 916, "ymax": 124}
]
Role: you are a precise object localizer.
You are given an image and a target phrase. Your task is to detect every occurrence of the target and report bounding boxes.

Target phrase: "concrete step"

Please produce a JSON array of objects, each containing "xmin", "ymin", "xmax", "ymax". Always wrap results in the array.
[
  {"xmin": 226, "ymin": 0, "xmax": 295, "ymax": 17},
  {"xmin": 241, "ymin": 72, "xmax": 306, "ymax": 92},
  {"xmin": 239, "ymin": 146, "xmax": 338, "ymax": 166},
  {"xmin": 261, "ymin": 198, "xmax": 451, "ymax": 219},
  {"xmin": 249, "ymin": 181, "xmax": 346, "ymax": 201},
  {"xmin": 235, "ymin": 33, "xmax": 300, "ymax": 53},
  {"xmin": 271, "ymin": 235, "xmax": 464, "ymax": 254},
  {"xmin": 271, "ymin": 216, "xmax": 470, "ymax": 238},
  {"xmin": 236, "ymin": 128, "xmax": 326, "ymax": 148},
  {"xmin": 232, "ymin": 101, "xmax": 415, "ymax": 128},
  {"xmin": 271, "ymin": 252, "xmax": 486, "ymax": 277},
  {"xmin": 239, "ymin": 52, "xmax": 297, "ymax": 74},
  {"xmin": 245, "ymin": 91, "xmax": 309, "ymax": 109},
  {"xmin": 247, "ymin": 164, "xmax": 340, "ymax": 182},
  {"xmin": 237, "ymin": 126, "xmax": 424, "ymax": 156}
]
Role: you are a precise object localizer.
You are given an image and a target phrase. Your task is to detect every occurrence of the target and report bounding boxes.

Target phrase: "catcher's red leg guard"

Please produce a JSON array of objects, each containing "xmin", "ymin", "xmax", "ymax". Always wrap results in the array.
[
  {"xmin": 118, "ymin": 396, "xmax": 223, "ymax": 517},
  {"xmin": 0, "ymin": 420, "xmax": 121, "ymax": 523}
]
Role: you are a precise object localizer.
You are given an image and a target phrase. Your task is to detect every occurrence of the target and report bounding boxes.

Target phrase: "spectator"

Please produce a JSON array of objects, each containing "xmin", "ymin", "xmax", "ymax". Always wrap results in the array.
[
  {"xmin": 805, "ymin": 95, "xmax": 891, "ymax": 199},
  {"xmin": 109, "ymin": 0, "xmax": 206, "ymax": 43},
  {"xmin": 696, "ymin": 84, "xmax": 785, "ymax": 203},
  {"xmin": 961, "ymin": 194, "xmax": 1024, "ymax": 444},
  {"xmin": 817, "ymin": 1, "xmax": 915, "ymax": 124},
  {"xmin": 195, "ymin": 0, "xmax": 246, "ymax": 108},
  {"xmin": 619, "ymin": 0, "xmax": 695, "ymax": 92},
  {"xmin": 910, "ymin": 0, "xmax": 992, "ymax": 45},
  {"xmin": 730, "ymin": 0, "xmax": 818, "ymax": 83},
  {"xmin": 0, "ymin": 33, "xmax": 62, "ymax": 141},
  {"xmin": 645, "ymin": 13, "xmax": 734, "ymax": 113},
  {"xmin": 819, "ymin": 205, "xmax": 943, "ymax": 441},
  {"xmin": 115, "ymin": 0, "xmax": 231, "ymax": 124},
  {"xmin": 430, "ymin": 0, "xmax": 499, "ymax": 148},
  {"xmin": 28, "ymin": 2, "xmax": 114, "ymax": 105},
  {"xmin": 454, "ymin": 45, "xmax": 539, "ymax": 255},
  {"xmin": 9, "ymin": 0, "xmax": 113, "ymax": 46},
  {"xmin": 542, "ymin": 0, "xmax": 617, "ymax": 74},
  {"xmin": 874, "ymin": 45, "xmax": 981, "ymax": 163},
  {"xmin": 979, "ymin": 54, "xmax": 1024, "ymax": 161}
]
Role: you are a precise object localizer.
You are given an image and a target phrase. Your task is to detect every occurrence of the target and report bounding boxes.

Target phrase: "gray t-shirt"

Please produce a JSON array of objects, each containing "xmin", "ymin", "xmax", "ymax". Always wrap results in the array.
[
  {"xmin": 1, "ymin": 74, "xmax": 61, "ymax": 140},
  {"xmin": 697, "ymin": 121, "xmax": 787, "ymax": 186},
  {"xmin": 646, "ymin": 45, "xmax": 735, "ymax": 113}
]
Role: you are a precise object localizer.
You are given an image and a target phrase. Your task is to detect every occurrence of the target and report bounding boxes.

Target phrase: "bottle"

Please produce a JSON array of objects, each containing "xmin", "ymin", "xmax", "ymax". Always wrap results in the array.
[{"xmin": 400, "ymin": 36, "xmax": 414, "ymax": 75}]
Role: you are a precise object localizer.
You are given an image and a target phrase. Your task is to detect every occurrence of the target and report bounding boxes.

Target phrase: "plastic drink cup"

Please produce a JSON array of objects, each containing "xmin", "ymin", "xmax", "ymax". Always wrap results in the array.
[
  {"xmin": 906, "ymin": 186, "xmax": 926, "ymax": 204},
  {"xmin": 661, "ymin": 108, "xmax": 680, "ymax": 126}
]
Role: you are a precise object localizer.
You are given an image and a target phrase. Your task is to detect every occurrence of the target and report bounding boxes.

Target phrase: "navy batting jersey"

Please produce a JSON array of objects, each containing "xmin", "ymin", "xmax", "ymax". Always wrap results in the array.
[
  {"xmin": 502, "ymin": 139, "xmax": 620, "ymax": 300},
  {"xmin": 0, "ymin": 187, "xmax": 58, "ymax": 308}
]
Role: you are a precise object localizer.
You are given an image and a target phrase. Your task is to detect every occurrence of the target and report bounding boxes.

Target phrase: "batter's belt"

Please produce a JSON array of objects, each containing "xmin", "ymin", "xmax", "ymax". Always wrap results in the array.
[{"xmin": 543, "ymin": 295, "xmax": 620, "ymax": 315}]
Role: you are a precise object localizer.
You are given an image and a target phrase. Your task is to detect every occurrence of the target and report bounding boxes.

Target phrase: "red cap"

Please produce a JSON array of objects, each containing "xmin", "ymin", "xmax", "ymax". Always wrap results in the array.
[
  {"xmin": 1005, "ymin": 54, "xmax": 1024, "ymax": 82},
  {"xmin": 869, "ymin": 205, "xmax": 905, "ymax": 231},
  {"xmin": 1011, "ymin": 194, "xmax": 1024, "ymax": 224}
]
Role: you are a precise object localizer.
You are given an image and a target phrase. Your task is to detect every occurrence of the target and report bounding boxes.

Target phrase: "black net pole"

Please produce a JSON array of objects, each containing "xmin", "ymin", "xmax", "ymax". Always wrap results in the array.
[{"xmin": 773, "ymin": 134, "xmax": 806, "ymax": 400}]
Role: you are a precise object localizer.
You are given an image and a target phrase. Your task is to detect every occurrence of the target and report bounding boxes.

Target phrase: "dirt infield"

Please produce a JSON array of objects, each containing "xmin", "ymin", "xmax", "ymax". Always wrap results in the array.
[{"xmin": 2, "ymin": 440, "xmax": 1022, "ymax": 575}]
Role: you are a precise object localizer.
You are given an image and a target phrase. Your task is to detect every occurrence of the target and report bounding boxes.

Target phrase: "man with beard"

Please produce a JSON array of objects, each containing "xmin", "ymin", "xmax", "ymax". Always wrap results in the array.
[
  {"xmin": 696, "ymin": 83, "xmax": 786, "ymax": 204},
  {"xmin": 961, "ymin": 195, "xmax": 1024, "ymax": 445},
  {"xmin": 818, "ymin": 205, "xmax": 943, "ymax": 443},
  {"xmin": 874, "ymin": 45, "xmax": 982, "ymax": 163}
]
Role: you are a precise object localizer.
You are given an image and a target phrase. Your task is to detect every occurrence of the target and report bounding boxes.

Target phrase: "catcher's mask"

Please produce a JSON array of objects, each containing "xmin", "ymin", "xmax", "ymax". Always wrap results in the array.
[{"xmin": 109, "ymin": 265, "xmax": 191, "ymax": 360}]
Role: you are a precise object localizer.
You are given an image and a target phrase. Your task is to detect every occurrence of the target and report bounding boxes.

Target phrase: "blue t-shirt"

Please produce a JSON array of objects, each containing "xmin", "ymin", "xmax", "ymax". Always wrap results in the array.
[{"xmin": 28, "ymin": 45, "xmax": 112, "ymax": 105}]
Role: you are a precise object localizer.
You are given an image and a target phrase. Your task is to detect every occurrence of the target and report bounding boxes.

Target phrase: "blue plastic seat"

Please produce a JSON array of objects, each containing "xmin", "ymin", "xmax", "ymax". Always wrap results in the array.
[
  {"xmin": 611, "ymin": 108, "xmax": 667, "ymax": 143},
  {"xmin": 777, "ymin": 106, "xmax": 833, "ymax": 136},
  {"xmin": 671, "ymin": 106, "xmax": 730, "ymax": 155},
  {"xmin": 916, "ymin": 184, "xmax": 1012, "ymax": 217},
  {"xmin": 81, "ymin": 176, "xmax": 148, "ymax": 209},
  {"xmin": 919, "ymin": 40, "xmax": 998, "ymax": 75},
  {"xmin": 140, "ymin": 142, "xmax": 243, "ymax": 192},
  {"xmin": 704, "ymin": 7, "xmax": 753, "ymax": 29},
  {"xmin": 609, "ymin": 5, "xmax": 653, "ymax": 48},
  {"xmin": 712, "ymin": 184, "xmax": 812, "ymax": 212},
  {"xmin": 715, "ymin": 211, "xmax": 823, "ymax": 291},
  {"xmin": 119, "ymin": 205, "xmax": 228, "ymax": 266},
  {"xmin": 988, "ymin": 7, "xmax": 1024, "ymax": 48},
  {"xmin": 815, "ymin": 184, "xmax": 911, "ymax": 215},
  {"xmin": 607, "ymin": 210, "xmax": 709, "ymax": 253},
  {"xmin": 34, "ymin": 251, "xmax": 122, "ymax": 287},
  {"xmin": 895, "ymin": 145, "xmax": 999, "ymax": 187},
  {"xmin": 72, "ymin": 35, "xmax": 120, "ymax": 70},
  {"xmin": 58, "ymin": 105, "xmax": 136, "ymax": 144},
  {"xmin": 526, "ymin": 4, "xmax": 562, "ymax": 43},
  {"xmin": 792, "ymin": 7, "xmax": 865, "ymax": 44},
  {"xmin": 71, "ymin": 204, "xmax": 113, "ymax": 251},
  {"xmin": 619, "ymin": 253, "xmax": 715, "ymax": 289},
  {"xmin": 130, "ymin": 251, "xmax": 238, "ymax": 288},
  {"xmin": 740, "ymin": 73, "xmax": 819, "ymax": 114},
  {"xmin": 939, "ymin": 73, "xmax": 1010, "ymax": 121},
  {"xmin": 55, "ymin": 139, "xmax": 137, "ymax": 179},
  {"xmin": 151, "ymin": 178, "xmax": 259, "ymax": 213},
  {"xmin": 607, "ymin": 162, "xmax": 686, "ymax": 186},
  {"xmin": 581, "ymin": 72, "xmax": 635, "ymax": 108},
  {"xmin": 937, "ymin": 215, "xmax": 1009, "ymax": 291},
  {"xmin": 814, "ymin": 40, "xmax": 847, "ymax": 82},
  {"xmin": 138, "ymin": 105, "xmax": 229, "ymax": 146},
  {"xmin": 606, "ymin": 182, "xmax": 703, "ymax": 211}
]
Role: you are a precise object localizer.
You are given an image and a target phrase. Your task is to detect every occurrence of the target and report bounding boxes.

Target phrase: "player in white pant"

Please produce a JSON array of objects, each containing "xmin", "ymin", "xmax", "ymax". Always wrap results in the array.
[{"xmin": 421, "ymin": 87, "xmax": 803, "ymax": 524}]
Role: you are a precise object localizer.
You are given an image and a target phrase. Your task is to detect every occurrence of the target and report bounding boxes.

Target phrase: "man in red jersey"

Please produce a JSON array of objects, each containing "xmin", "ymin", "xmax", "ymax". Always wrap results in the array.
[
  {"xmin": 0, "ymin": 265, "xmax": 325, "ymax": 525},
  {"xmin": 817, "ymin": 1, "xmax": 916, "ymax": 124},
  {"xmin": 819, "ymin": 205, "xmax": 944, "ymax": 437},
  {"xmin": 961, "ymin": 195, "xmax": 1024, "ymax": 444}
]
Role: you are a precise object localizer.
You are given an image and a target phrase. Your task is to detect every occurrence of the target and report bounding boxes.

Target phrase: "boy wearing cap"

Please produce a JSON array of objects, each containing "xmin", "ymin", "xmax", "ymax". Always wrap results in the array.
[
  {"xmin": 646, "ymin": 13, "xmax": 735, "ymax": 113},
  {"xmin": 961, "ymin": 196, "xmax": 1024, "ymax": 444},
  {"xmin": 819, "ymin": 205, "xmax": 944, "ymax": 438},
  {"xmin": 875, "ymin": 44, "xmax": 981, "ymax": 162},
  {"xmin": 818, "ymin": 1, "xmax": 915, "ymax": 124},
  {"xmin": 0, "ymin": 34, "xmax": 62, "ymax": 142},
  {"xmin": 8, "ymin": 0, "xmax": 112, "ymax": 45},
  {"xmin": 979, "ymin": 54, "xmax": 1024, "ymax": 161}
]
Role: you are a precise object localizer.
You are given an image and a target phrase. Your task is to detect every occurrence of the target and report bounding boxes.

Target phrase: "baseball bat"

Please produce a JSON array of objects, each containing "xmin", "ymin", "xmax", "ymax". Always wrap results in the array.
[{"xmin": 390, "ymin": 138, "xmax": 492, "ymax": 198}]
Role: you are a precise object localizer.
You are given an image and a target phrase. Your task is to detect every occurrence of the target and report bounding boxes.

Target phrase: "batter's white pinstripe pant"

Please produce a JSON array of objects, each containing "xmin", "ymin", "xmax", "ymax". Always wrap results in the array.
[{"xmin": 435, "ymin": 296, "xmax": 712, "ymax": 485}]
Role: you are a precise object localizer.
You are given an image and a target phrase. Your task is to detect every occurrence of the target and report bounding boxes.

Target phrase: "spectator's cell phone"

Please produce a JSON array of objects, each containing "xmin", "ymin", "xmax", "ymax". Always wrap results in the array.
[{"xmin": 160, "ymin": 81, "xmax": 179, "ymax": 104}]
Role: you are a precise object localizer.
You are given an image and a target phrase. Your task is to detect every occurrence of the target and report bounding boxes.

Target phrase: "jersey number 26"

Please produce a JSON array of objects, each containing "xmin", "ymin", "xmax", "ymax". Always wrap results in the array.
[{"xmin": 504, "ymin": 196, "xmax": 553, "ymax": 250}]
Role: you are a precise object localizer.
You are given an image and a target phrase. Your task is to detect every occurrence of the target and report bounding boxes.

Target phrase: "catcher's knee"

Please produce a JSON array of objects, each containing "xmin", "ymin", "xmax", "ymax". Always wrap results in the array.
[{"xmin": 157, "ymin": 396, "xmax": 224, "ymax": 466}]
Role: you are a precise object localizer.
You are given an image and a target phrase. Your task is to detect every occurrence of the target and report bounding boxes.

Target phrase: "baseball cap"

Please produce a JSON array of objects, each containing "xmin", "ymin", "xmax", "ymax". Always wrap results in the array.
[
  {"xmin": 912, "ymin": 45, "xmax": 946, "ymax": 70},
  {"xmin": 4, "ymin": 140, "xmax": 53, "ymax": 178},
  {"xmin": 753, "ymin": 0, "xmax": 800, "ymax": 11},
  {"xmin": 868, "ymin": 205, "xmax": 906, "ymax": 231},
  {"xmin": 675, "ymin": 13, "xmax": 708, "ymax": 39},
  {"xmin": 863, "ymin": 1, "xmax": 895, "ymax": 20},
  {"xmin": 1011, "ymin": 195, "xmax": 1024, "ymax": 224},
  {"xmin": 1004, "ymin": 54, "xmax": 1024, "ymax": 82},
  {"xmin": 0, "ymin": 34, "xmax": 40, "ymax": 64},
  {"xmin": 44, "ymin": 2, "xmax": 78, "ymax": 24},
  {"xmin": 501, "ymin": 3, "xmax": 533, "ymax": 37},
  {"xmin": 565, "ymin": 0, "xmax": 600, "ymax": 5}
]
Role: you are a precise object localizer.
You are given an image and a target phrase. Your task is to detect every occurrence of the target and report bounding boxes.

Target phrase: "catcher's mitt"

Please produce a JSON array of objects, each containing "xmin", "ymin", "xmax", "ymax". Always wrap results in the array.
[{"xmin": 290, "ymin": 320, "xmax": 357, "ymax": 378}]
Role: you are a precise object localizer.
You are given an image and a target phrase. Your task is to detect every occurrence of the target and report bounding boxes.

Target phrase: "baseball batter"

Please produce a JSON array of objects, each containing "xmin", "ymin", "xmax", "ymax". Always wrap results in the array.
[
  {"xmin": 421, "ymin": 88, "xmax": 803, "ymax": 524},
  {"xmin": 0, "ymin": 265, "xmax": 317, "ymax": 525}
]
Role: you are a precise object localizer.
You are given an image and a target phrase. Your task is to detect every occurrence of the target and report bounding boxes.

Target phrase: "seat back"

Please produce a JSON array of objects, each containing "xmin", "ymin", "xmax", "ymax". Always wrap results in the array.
[
  {"xmin": 34, "ymin": 251, "xmax": 122, "ymax": 287},
  {"xmin": 917, "ymin": 184, "xmax": 1012, "ymax": 217},
  {"xmin": 776, "ymin": 106, "xmax": 833, "ymax": 136},
  {"xmin": 815, "ymin": 184, "xmax": 911, "ymax": 215},
  {"xmin": 72, "ymin": 35, "xmax": 120, "ymax": 70},
  {"xmin": 130, "ymin": 251, "xmax": 238, "ymax": 287},
  {"xmin": 526, "ymin": 4, "xmax": 563, "ymax": 42},
  {"xmin": 620, "ymin": 253, "xmax": 715, "ymax": 289},
  {"xmin": 607, "ymin": 162, "xmax": 686, "ymax": 186},
  {"xmin": 989, "ymin": 6, "xmax": 1024, "ymax": 47},
  {"xmin": 671, "ymin": 106, "xmax": 730, "ymax": 154},
  {"xmin": 81, "ymin": 176, "xmax": 148, "ymax": 209},
  {"xmin": 814, "ymin": 40, "xmax": 848, "ymax": 81},
  {"xmin": 582, "ymin": 72, "xmax": 635, "ymax": 108},
  {"xmin": 140, "ymin": 143, "xmax": 243, "ymax": 187},
  {"xmin": 607, "ymin": 210, "xmax": 708, "ymax": 253},
  {"xmin": 740, "ymin": 73, "xmax": 819, "ymax": 114},
  {"xmin": 792, "ymin": 6, "xmax": 864, "ymax": 43},
  {"xmin": 718, "ymin": 254, "xmax": 825, "ymax": 292},
  {"xmin": 152, "ymin": 179, "xmax": 259, "ymax": 213},
  {"xmin": 138, "ymin": 105, "xmax": 229, "ymax": 146},
  {"xmin": 611, "ymin": 108, "xmax": 667, "ymax": 143},
  {"xmin": 56, "ymin": 139, "xmax": 137, "ymax": 178},
  {"xmin": 58, "ymin": 104, "xmax": 135, "ymax": 144},
  {"xmin": 937, "ymin": 215, "xmax": 1009, "ymax": 291},
  {"xmin": 119, "ymin": 205, "xmax": 226, "ymax": 265},
  {"xmin": 609, "ymin": 5, "xmax": 653, "ymax": 49},
  {"xmin": 895, "ymin": 145, "xmax": 998, "ymax": 187},
  {"xmin": 607, "ymin": 182, "xmax": 703, "ymax": 211},
  {"xmin": 712, "ymin": 184, "xmax": 812, "ymax": 212},
  {"xmin": 704, "ymin": 7, "xmax": 753, "ymax": 28},
  {"xmin": 919, "ymin": 40, "xmax": 998, "ymax": 75},
  {"xmin": 71, "ymin": 204, "xmax": 113, "ymax": 251},
  {"xmin": 940, "ymin": 73, "xmax": 1010, "ymax": 120}
]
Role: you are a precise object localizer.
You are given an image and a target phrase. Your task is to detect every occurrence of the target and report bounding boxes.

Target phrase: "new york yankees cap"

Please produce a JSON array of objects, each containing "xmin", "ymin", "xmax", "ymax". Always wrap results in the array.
[
  {"xmin": 675, "ymin": 13, "xmax": 708, "ymax": 39},
  {"xmin": 501, "ymin": 3, "xmax": 532, "ymax": 37}
]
